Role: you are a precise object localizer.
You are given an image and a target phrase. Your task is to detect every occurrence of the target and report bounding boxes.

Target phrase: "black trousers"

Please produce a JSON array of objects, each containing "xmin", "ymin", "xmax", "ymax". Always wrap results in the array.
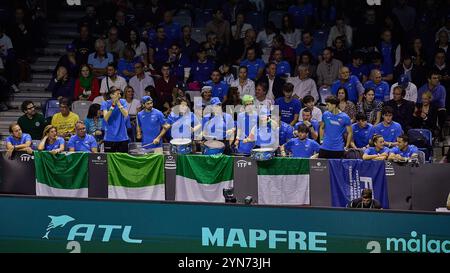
[
  {"xmin": 318, "ymin": 149, "xmax": 345, "ymax": 159},
  {"xmin": 104, "ymin": 140, "xmax": 129, "ymax": 153}
]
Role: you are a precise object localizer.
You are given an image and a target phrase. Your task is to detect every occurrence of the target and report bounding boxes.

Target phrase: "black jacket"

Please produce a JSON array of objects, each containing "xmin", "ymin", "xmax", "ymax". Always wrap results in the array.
[{"xmin": 258, "ymin": 76, "xmax": 285, "ymax": 100}]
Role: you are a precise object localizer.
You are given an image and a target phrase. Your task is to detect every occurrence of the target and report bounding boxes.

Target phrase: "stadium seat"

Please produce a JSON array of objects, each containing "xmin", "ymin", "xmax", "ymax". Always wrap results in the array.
[
  {"xmin": 194, "ymin": 9, "xmax": 213, "ymax": 28},
  {"xmin": 318, "ymin": 88, "xmax": 332, "ymax": 105},
  {"xmin": 268, "ymin": 10, "xmax": 285, "ymax": 29},
  {"xmin": 191, "ymin": 28, "xmax": 206, "ymax": 43},
  {"xmin": 417, "ymin": 150, "xmax": 426, "ymax": 164},
  {"xmin": 408, "ymin": 129, "xmax": 433, "ymax": 162},
  {"xmin": 173, "ymin": 14, "xmax": 192, "ymax": 27},
  {"xmin": 246, "ymin": 11, "xmax": 264, "ymax": 32},
  {"xmin": 44, "ymin": 99, "xmax": 60, "ymax": 119},
  {"xmin": 72, "ymin": 101, "xmax": 92, "ymax": 121}
]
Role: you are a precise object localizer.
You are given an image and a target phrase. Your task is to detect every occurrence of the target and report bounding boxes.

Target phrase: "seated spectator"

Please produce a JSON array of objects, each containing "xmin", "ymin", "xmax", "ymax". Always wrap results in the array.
[
  {"xmin": 159, "ymin": 10, "xmax": 181, "ymax": 43},
  {"xmin": 364, "ymin": 69, "xmax": 390, "ymax": 102},
  {"xmin": 367, "ymin": 52, "xmax": 394, "ymax": 83},
  {"xmin": 126, "ymin": 29, "xmax": 148, "ymax": 66},
  {"xmin": 272, "ymin": 49, "xmax": 292, "ymax": 78},
  {"xmin": 390, "ymin": 74, "xmax": 417, "ymax": 103},
  {"xmin": 280, "ymin": 14, "xmax": 302, "ymax": 49},
  {"xmin": 154, "ymin": 63, "xmax": 177, "ymax": 110},
  {"xmin": 298, "ymin": 51, "xmax": 317, "ymax": 79},
  {"xmin": 67, "ymin": 121, "xmax": 98, "ymax": 153},
  {"xmin": 386, "ymin": 85, "xmax": 415, "ymax": 132},
  {"xmin": 369, "ymin": 106, "xmax": 403, "ymax": 147},
  {"xmin": 240, "ymin": 47, "xmax": 266, "ymax": 81},
  {"xmin": 129, "ymin": 62, "xmax": 155, "ymax": 101},
  {"xmin": 206, "ymin": 9, "xmax": 231, "ymax": 47},
  {"xmin": 84, "ymin": 103, "xmax": 103, "ymax": 142},
  {"xmin": 117, "ymin": 46, "xmax": 139, "ymax": 81},
  {"xmin": 190, "ymin": 47, "xmax": 215, "ymax": 84},
  {"xmin": 148, "ymin": 26, "xmax": 170, "ymax": 70},
  {"xmin": 347, "ymin": 189, "xmax": 382, "ymax": 209},
  {"xmin": 258, "ymin": 62, "xmax": 285, "ymax": 101},
  {"xmin": 256, "ymin": 22, "xmax": 277, "ymax": 63},
  {"xmin": 327, "ymin": 16, "xmax": 353, "ymax": 48},
  {"xmin": 51, "ymin": 98, "xmax": 80, "ymax": 141},
  {"xmin": 351, "ymin": 113, "xmax": 373, "ymax": 149},
  {"xmin": 204, "ymin": 31, "xmax": 226, "ymax": 65},
  {"xmin": 412, "ymin": 91, "xmax": 439, "ymax": 135},
  {"xmin": 37, "ymin": 125, "xmax": 65, "ymax": 154},
  {"xmin": 270, "ymin": 34, "xmax": 296, "ymax": 68},
  {"xmin": 281, "ymin": 124, "xmax": 320, "ymax": 158},
  {"xmin": 180, "ymin": 25, "xmax": 200, "ymax": 62},
  {"xmin": 123, "ymin": 86, "xmax": 141, "ymax": 116},
  {"xmin": 317, "ymin": 47, "xmax": 343, "ymax": 93},
  {"xmin": 393, "ymin": 54, "xmax": 425, "ymax": 89},
  {"xmin": 72, "ymin": 24, "xmax": 95, "ymax": 65},
  {"xmin": 231, "ymin": 66, "xmax": 256, "ymax": 98},
  {"xmin": 77, "ymin": 5, "xmax": 106, "ymax": 39},
  {"xmin": 363, "ymin": 134, "xmax": 390, "ymax": 161},
  {"xmin": 333, "ymin": 36, "xmax": 351, "ymax": 65},
  {"xmin": 299, "ymin": 95, "xmax": 322, "ymax": 122},
  {"xmin": 219, "ymin": 62, "xmax": 235, "ymax": 85},
  {"xmin": 99, "ymin": 63, "xmax": 127, "ymax": 94},
  {"xmin": 275, "ymin": 83, "xmax": 302, "ymax": 126},
  {"xmin": 18, "ymin": 100, "xmax": 46, "ymax": 140},
  {"xmin": 288, "ymin": 0, "xmax": 313, "ymax": 29},
  {"xmin": 204, "ymin": 70, "xmax": 229, "ymax": 103},
  {"xmin": 105, "ymin": 26, "xmax": 125, "ymax": 60},
  {"xmin": 287, "ymin": 64, "xmax": 318, "ymax": 102},
  {"xmin": 167, "ymin": 43, "xmax": 191, "ymax": 82},
  {"xmin": 254, "ymin": 82, "xmax": 273, "ymax": 108},
  {"xmin": 296, "ymin": 31, "xmax": 322, "ymax": 64},
  {"xmin": 294, "ymin": 108, "xmax": 319, "ymax": 141},
  {"xmin": 231, "ymin": 13, "xmax": 253, "ymax": 40},
  {"xmin": 74, "ymin": 64, "xmax": 100, "ymax": 101},
  {"xmin": 5, "ymin": 122, "xmax": 32, "ymax": 158},
  {"xmin": 54, "ymin": 44, "xmax": 80, "ymax": 79},
  {"xmin": 357, "ymin": 88, "xmax": 383, "ymax": 125},
  {"xmin": 347, "ymin": 51, "xmax": 369, "ymax": 84},
  {"xmin": 201, "ymin": 86, "xmax": 213, "ymax": 107},
  {"xmin": 389, "ymin": 134, "xmax": 419, "ymax": 161},
  {"xmin": 331, "ymin": 66, "xmax": 364, "ymax": 104},
  {"xmin": 48, "ymin": 66, "xmax": 75, "ymax": 100},
  {"xmin": 0, "ymin": 24, "xmax": 19, "ymax": 93},
  {"xmin": 336, "ymin": 87, "xmax": 357, "ymax": 122},
  {"xmin": 222, "ymin": 87, "xmax": 242, "ymax": 112},
  {"xmin": 88, "ymin": 39, "xmax": 114, "ymax": 79}
]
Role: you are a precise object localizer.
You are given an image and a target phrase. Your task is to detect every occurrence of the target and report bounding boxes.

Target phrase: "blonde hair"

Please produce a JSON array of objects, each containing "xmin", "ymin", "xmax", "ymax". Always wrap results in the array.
[
  {"xmin": 422, "ymin": 91, "xmax": 433, "ymax": 100},
  {"xmin": 42, "ymin": 125, "xmax": 57, "ymax": 139}
]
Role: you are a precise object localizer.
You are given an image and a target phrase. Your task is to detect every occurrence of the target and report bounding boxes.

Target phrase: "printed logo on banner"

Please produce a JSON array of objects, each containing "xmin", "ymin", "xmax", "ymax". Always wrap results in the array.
[
  {"xmin": 236, "ymin": 160, "xmax": 251, "ymax": 168},
  {"xmin": 91, "ymin": 155, "xmax": 107, "ymax": 165},
  {"xmin": 385, "ymin": 161, "xmax": 395, "ymax": 176},
  {"xmin": 20, "ymin": 154, "xmax": 34, "ymax": 162},
  {"xmin": 310, "ymin": 161, "xmax": 327, "ymax": 172},
  {"xmin": 348, "ymin": 165, "xmax": 373, "ymax": 201},
  {"xmin": 165, "ymin": 155, "xmax": 176, "ymax": 170}
]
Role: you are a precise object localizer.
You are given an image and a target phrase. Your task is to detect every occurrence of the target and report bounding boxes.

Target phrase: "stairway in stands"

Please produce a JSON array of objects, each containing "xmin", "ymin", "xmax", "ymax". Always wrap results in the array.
[{"xmin": 0, "ymin": 7, "xmax": 84, "ymax": 139}]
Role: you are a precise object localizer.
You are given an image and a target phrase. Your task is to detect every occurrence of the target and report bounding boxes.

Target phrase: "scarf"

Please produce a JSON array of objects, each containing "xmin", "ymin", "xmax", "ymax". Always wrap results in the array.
[{"xmin": 79, "ymin": 75, "xmax": 93, "ymax": 90}]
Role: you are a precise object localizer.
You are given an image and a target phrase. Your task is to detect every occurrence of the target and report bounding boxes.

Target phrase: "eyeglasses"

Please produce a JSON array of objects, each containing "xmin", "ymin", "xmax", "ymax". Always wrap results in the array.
[{"xmin": 27, "ymin": 106, "xmax": 35, "ymax": 110}]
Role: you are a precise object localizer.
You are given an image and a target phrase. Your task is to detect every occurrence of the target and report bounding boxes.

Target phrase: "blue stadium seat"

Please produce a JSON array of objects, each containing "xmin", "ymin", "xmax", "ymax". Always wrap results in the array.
[
  {"xmin": 268, "ymin": 10, "xmax": 285, "ymax": 29},
  {"xmin": 246, "ymin": 11, "xmax": 264, "ymax": 32},
  {"xmin": 194, "ymin": 9, "xmax": 213, "ymax": 28},
  {"xmin": 407, "ymin": 129, "xmax": 433, "ymax": 162},
  {"xmin": 173, "ymin": 14, "xmax": 192, "ymax": 27},
  {"xmin": 44, "ymin": 99, "xmax": 60, "ymax": 119}
]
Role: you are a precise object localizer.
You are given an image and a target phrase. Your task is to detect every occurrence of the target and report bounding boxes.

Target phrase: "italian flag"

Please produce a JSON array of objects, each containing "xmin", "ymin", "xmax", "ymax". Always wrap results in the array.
[
  {"xmin": 107, "ymin": 153, "xmax": 165, "ymax": 200},
  {"xmin": 34, "ymin": 151, "xmax": 89, "ymax": 197},
  {"xmin": 176, "ymin": 155, "xmax": 233, "ymax": 202},
  {"xmin": 257, "ymin": 158, "xmax": 310, "ymax": 205}
]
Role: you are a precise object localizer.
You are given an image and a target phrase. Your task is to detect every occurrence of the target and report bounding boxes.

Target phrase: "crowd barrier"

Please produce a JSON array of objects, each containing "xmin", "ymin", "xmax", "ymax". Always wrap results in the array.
[{"xmin": 0, "ymin": 152, "xmax": 449, "ymax": 212}]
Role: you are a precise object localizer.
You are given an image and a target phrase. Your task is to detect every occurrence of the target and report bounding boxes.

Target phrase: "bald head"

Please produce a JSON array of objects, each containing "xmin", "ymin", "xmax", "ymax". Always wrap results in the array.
[
  {"xmin": 339, "ymin": 66, "xmax": 350, "ymax": 81},
  {"xmin": 371, "ymin": 69, "xmax": 382, "ymax": 84}
]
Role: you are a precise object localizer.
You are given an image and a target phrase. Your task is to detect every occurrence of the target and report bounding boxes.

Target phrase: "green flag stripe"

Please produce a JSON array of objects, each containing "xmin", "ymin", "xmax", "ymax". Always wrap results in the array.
[
  {"xmin": 34, "ymin": 151, "xmax": 89, "ymax": 189},
  {"xmin": 176, "ymin": 154, "xmax": 233, "ymax": 185},
  {"xmin": 257, "ymin": 158, "xmax": 309, "ymax": 175},
  {"xmin": 107, "ymin": 153, "xmax": 164, "ymax": 188}
]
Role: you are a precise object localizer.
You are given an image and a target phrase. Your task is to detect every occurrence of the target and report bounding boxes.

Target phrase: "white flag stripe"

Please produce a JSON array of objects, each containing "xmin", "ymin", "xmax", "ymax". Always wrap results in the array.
[
  {"xmin": 108, "ymin": 185, "xmax": 165, "ymax": 200},
  {"xmin": 36, "ymin": 181, "xmax": 88, "ymax": 198},
  {"xmin": 258, "ymin": 175, "xmax": 310, "ymax": 205},
  {"xmin": 175, "ymin": 176, "xmax": 233, "ymax": 202}
]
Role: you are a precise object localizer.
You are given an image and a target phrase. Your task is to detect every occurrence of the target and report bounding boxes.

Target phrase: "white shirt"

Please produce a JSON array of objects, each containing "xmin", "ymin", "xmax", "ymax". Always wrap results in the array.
[
  {"xmin": 287, "ymin": 76, "xmax": 319, "ymax": 102},
  {"xmin": 327, "ymin": 25, "xmax": 353, "ymax": 47},
  {"xmin": 299, "ymin": 107, "xmax": 323, "ymax": 122},
  {"xmin": 231, "ymin": 78, "xmax": 255, "ymax": 98},
  {"xmin": 100, "ymin": 75, "xmax": 127, "ymax": 94},
  {"xmin": 231, "ymin": 23, "xmax": 253, "ymax": 39},
  {"xmin": 129, "ymin": 41, "xmax": 148, "ymax": 60},
  {"xmin": 92, "ymin": 96, "xmax": 105, "ymax": 105},
  {"xmin": 390, "ymin": 82, "xmax": 418, "ymax": 103},
  {"xmin": 126, "ymin": 99, "xmax": 141, "ymax": 116},
  {"xmin": 281, "ymin": 29, "xmax": 302, "ymax": 48},
  {"xmin": 255, "ymin": 98, "xmax": 274, "ymax": 108},
  {"xmin": 129, "ymin": 73, "xmax": 155, "ymax": 100},
  {"xmin": 0, "ymin": 34, "xmax": 13, "ymax": 58},
  {"xmin": 266, "ymin": 77, "xmax": 275, "ymax": 101}
]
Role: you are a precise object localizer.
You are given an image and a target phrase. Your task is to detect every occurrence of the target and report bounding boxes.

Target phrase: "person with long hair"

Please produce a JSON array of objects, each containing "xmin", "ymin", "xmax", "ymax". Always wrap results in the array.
[
  {"xmin": 281, "ymin": 14, "xmax": 301, "ymax": 49},
  {"xmin": 363, "ymin": 134, "xmax": 390, "ymax": 161},
  {"xmin": 126, "ymin": 29, "xmax": 148, "ymax": 67},
  {"xmin": 37, "ymin": 125, "xmax": 65, "ymax": 154},
  {"xmin": 337, "ymin": 87, "xmax": 356, "ymax": 122},
  {"xmin": 412, "ymin": 91, "xmax": 439, "ymax": 135},
  {"xmin": 356, "ymin": 88, "xmax": 383, "ymax": 125},
  {"xmin": 123, "ymin": 85, "xmax": 141, "ymax": 116},
  {"xmin": 84, "ymin": 103, "xmax": 103, "ymax": 141},
  {"xmin": 74, "ymin": 64, "xmax": 100, "ymax": 101}
]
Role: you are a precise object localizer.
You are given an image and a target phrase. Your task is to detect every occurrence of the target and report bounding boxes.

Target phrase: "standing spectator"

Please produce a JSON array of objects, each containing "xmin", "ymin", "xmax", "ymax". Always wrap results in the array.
[
  {"xmin": 288, "ymin": 0, "xmax": 313, "ymax": 29},
  {"xmin": 48, "ymin": 66, "xmax": 75, "ymax": 100},
  {"xmin": 67, "ymin": 121, "xmax": 98, "ymax": 153},
  {"xmin": 101, "ymin": 87, "xmax": 129, "ymax": 153},
  {"xmin": 205, "ymin": 70, "xmax": 229, "ymax": 102},
  {"xmin": 357, "ymin": 88, "xmax": 383, "ymax": 125},
  {"xmin": 129, "ymin": 62, "xmax": 155, "ymax": 101},
  {"xmin": 390, "ymin": 74, "xmax": 417, "ymax": 103},
  {"xmin": 37, "ymin": 125, "xmax": 65, "ymax": 154},
  {"xmin": 117, "ymin": 46, "xmax": 139, "ymax": 81},
  {"xmin": 296, "ymin": 31, "xmax": 323, "ymax": 63},
  {"xmin": 55, "ymin": 44, "xmax": 80, "ymax": 79},
  {"xmin": 331, "ymin": 66, "xmax": 364, "ymax": 104},
  {"xmin": 240, "ymin": 47, "xmax": 266, "ymax": 81},
  {"xmin": 18, "ymin": 100, "xmax": 46, "ymax": 140},
  {"xmin": 385, "ymin": 85, "xmax": 415, "ymax": 132},
  {"xmin": 299, "ymin": 95, "xmax": 322, "ymax": 122},
  {"xmin": 88, "ymin": 39, "xmax": 114, "ymax": 79},
  {"xmin": 287, "ymin": 65, "xmax": 318, "ymax": 101},
  {"xmin": 394, "ymin": 54, "xmax": 426, "ymax": 88},
  {"xmin": 351, "ymin": 113, "xmax": 373, "ymax": 149},
  {"xmin": 348, "ymin": 51, "xmax": 369, "ymax": 84},
  {"xmin": 258, "ymin": 62, "xmax": 285, "ymax": 101},
  {"xmin": 84, "ymin": 103, "xmax": 103, "ymax": 142},
  {"xmin": 74, "ymin": 65, "xmax": 100, "ymax": 102},
  {"xmin": 336, "ymin": 87, "xmax": 357, "ymax": 122},
  {"xmin": 412, "ymin": 91, "xmax": 439, "ymax": 135},
  {"xmin": 369, "ymin": 106, "xmax": 403, "ymax": 147},
  {"xmin": 272, "ymin": 49, "xmax": 292, "ymax": 77},
  {"xmin": 72, "ymin": 24, "xmax": 95, "ymax": 65},
  {"xmin": 317, "ymin": 47, "xmax": 343, "ymax": 93},
  {"xmin": 159, "ymin": 10, "xmax": 181, "ymax": 43},
  {"xmin": 327, "ymin": 16, "xmax": 353, "ymax": 48},
  {"xmin": 280, "ymin": 14, "xmax": 302, "ymax": 49},
  {"xmin": 51, "ymin": 98, "xmax": 80, "ymax": 141},
  {"xmin": 180, "ymin": 25, "xmax": 200, "ymax": 62},
  {"xmin": 231, "ymin": 66, "xmax": 256, "ymax": 98},
  {"xmin": 364, "ymin": 69, "xmax": 390, "ymax": 102},
  {"xmin": 99, "ymin": 63, "xmax": 127, "ymax": 95},
  {"xmin": 105, "ymin": 26, "xmax": 126, "ymax": 60},
  {"xmin": 275, "ymin": 83, "xmax": 302, "ymax": 126},
  {"xmin": 154, "ymin": 63, "xmax": 177, "ymax": 110},
  {"xmin": 206, "ymin": 9, "xmax": 231, "ymax": 47},
  {"xmin": 231, "ymin": 13, "xmax": 253, "ymax": 40},
  {"xmin": 126, "ymin": 29, "xmax": 148, "ymax": 67},
  {"xmin": 5, "ymin": 122, "xmax": 32, "ymax": 159},
  {"xmin": 319, "ymin": 95, "xmax": 352, "ymax": 159},
  {"xmin": 148, "ymin": 26, "xmax": 171, "ymax": 70}
]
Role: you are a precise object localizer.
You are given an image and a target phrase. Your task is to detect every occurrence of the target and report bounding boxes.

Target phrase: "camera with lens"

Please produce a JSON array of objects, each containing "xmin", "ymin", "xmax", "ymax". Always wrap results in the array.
[{"xmin": 223, "ymin": 187, "xmax": 237, "ymax": 203}]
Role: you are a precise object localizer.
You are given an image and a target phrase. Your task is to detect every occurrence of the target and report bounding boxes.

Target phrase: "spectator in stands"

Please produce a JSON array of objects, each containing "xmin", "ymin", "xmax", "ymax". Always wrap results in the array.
[
  {"xmin": 347, "ymin": 188, "xmax": 382, "ymax": 209},
  {"xmin": 37, "ymin": 125, "xmax": 65, "ymax": 154},
  {"xmin": 282, "ymin": 123, "xmax": 320, "ymax": 158},
  {"xmin": 296, "ymin": 31, "xmax": 322, "ymax": 64},
  {"xmin": 72, "ymin": 24, "xmax": 95, "ymax": 65},
  {"xmin": 332, "ymin": 36, "xmax": 351, "ymax": 65},
  {"xmin": 155, "ymin": 63, "xmax": 177, "ymax": 110},
  {"xmin": 206, "ymin": 9, "xmax": 231, "ymax": 46},
  {"xmin": 272, "ymin": 48, "xmax": 292, "ymax": 77},
  {"xmin": 231, "ymin": 66, "xmax": 256, "ymax": 98},
  {"xmin": 166, "ymin": 96, "xmax": 201, "ymax": 141},
  {"xmin": 287, "ymin": 65, "xmax": 318, "ymax": 102},
  {"xmin": 67, "ymin": 120, "xmax": 98, "ymax": 153},
  {"xmin": 77, "ymin": 5, "xmax": 106, "ymax": 38},
  {"xmin": 364, "ymin": 69, "xmax": 391, "ymax": 102},
  {"xmin": 367, "ymin": 52, "xmax": 394, "ymax": 83},
  {"xmin": 435, "ymin": 30, "xmax": 450, "ymax": 61},
  {"xmin": 258, "ymin": 62, "xmax": 285, "ymax": 101},
  {"xmin": 5, "ymin": 122, "xmax": 32, "ymax": 159},
  {"xmin": 410, "ymin": 37, "xmax": 427, "ymax": 68},
  {"xmin": 386, "ymin": 85, "xmax": 415, "ymax": 132},
  {"xmin": 51, "ymin": 98, "xmax": 79, "ymax": 141},
  {"xmin": 319, "ymin": 95, "xmax": 352, "ymax": 159},
  {"xmin": 327, "ymin": 16, "xmax": 353, "ymax": 48},
  {"xmin": 393, "ymin": 54, "xmax": 425, "ymax": 89},
  {"xmin": 337, "ymin": 87, "xmax": 357, "ymax": 122},
  {"xmin": 230, "ymin": 28, "xmax": 260, "ymax": 65},
  {"xmin": 412, "ymin": 91, "xmax": 439, "ymax": 136},
  {"xmin": 117, "ymin": 46, "xmax": 139, "ymax": 81},
  {"xmin": 389, "ymin": 134, "xmax": 419, "ymax": 161},
  {"xmin": 369, "ymin": 106, "xmax": 403, "ymax": 147},
  {"xmin": 137, "ymin": 96, "xmax": 168, "ymax": 154},
  {"xmin": 167, "ymin": 43, "xmax": 191, "ymax": 82},
  {"xmin": 92, "ymin": 91, "xmax": 109, "ymax": 106},
  {"xmin": 234, "ymin": 95, "xmax": 257, "ymax": 155},
  {"xmin": 88, "ymin": 39, "xmax": 114, "ymax": 79},
  {"xmin": 123, "ymin": 86, "xmax": 141, "ymax": 116},
  {"xmin": 275, "ymin": 83, "xmax": 301, "ymax": 126},
  {"xmin": 317, "ymin": 47, "xmax": 343, "ymax": 94},
  {"xmin": 392, "ymin": 0, "xmax": 416, "ymax": 34},
  {"xmin": 281, "ymin": 14, "xmax": 301, "ymax": 49},
  {"xmin": 189, "ymin": 47, "xmax": 215, "ymax": 84},
  {"xmin": 148, "ymin": 26, "xmax": 170, "ymax": 70},
  {"xmin": 126, "ymin": 29, "xmax": 148, "ymax": 67},
  {"xmin": 288, "ymin": 0, "xmax": 313, "ymax": 29},
  {"xmin": 363, "ymin": 134, "xmax": 390, "ymax": 161},
  {"xmin": 299, "ymin": 95, "xmax": 322, "ymax": 122},
  {"xmin": 298, "ymin": 51, "xmax": 317, "ymax": 79},
  {"xmin": 354, "ymin": 9, "xmax": 379, "ymax": 50},
  {"xmin": 294, "ymin": 108, "xmax": 319, "ymax": 141},
  {"xmin": 222, "ymin": 86, "xmax": 242, "ymax": 112},
  {"xmin": 105, "ymin": 26, "xmax": 125, "ymax": 60},
  {"xmin": 74, "ymin": 64, "xmax": 100, "ymax": 101},
  {"xmin": 0, "ymin": 24, "xmax": 19, "ymax": 92},
  {"xmin": 180, "ymin": 25, "xmax": 199, "ymax": 62},
  {"xmin": 256, "ymin": 21, "xmax": 277, "ymax": 63},
  {"xmin": 431, "ymin": 49, "xmax": 450, "ymax": 110},
  {"xmin": 48, "ymin": 66, "xmax": 75, "ymax": 100},
  {"xmin": 84, "ymin": 103, "xmax": 103, "ymax": 142},
  {"xmin": 129, "ymin": 62, "xmax": 155, "ymax": 101},
  {"xmin": 240, "ymin": 47, "xmax": 265, "ymax": 81},
  {"xmin": 99, "ymin": 63, "xmax": 127, "ymax": 94},
  {"xmin": 348, "ymin": 51, "xmax": 369, "ymax": 84},
  {"xmin": 331, "ymin": 66, "xmax": 364, "ymax": 104},
  {"xmin": 18, "ymin": 100, "xmax": 46, "ymax": 140},
  {"xmin": 160, "ymin": 10, "xmax": 181, "ymax": 43},
  {"xmin": 375, "ymin": 29, "xmax": 401, "ymax": 82},
  {"xmin": 201, "ymin": 86, "xmax": 213, "ymax": 107},
  {"xmin": 101, "ymin": 86, "xmax": 129, "ymax": 153},
  {"xmin": 202, "ymin": 97, "xmax": 235, "ymax": 150},
  {"xmin": 254, "ymin": 82, "xmax": 273, "ymax": 108},
  {"xmin": 271, "ymin": 35, "xmax": 296, "ymax": 68},
  {"xmin": 390, "ymin": 74, "xmax": 417, "ymax": 103},
  {"xmin": 205, "ymin": 70, "xmax": 229, "ymax": 102},
  {"xmin": 113, "ymin": 10, "xmax": 133, "ymax": 42},
  {"xmin": 231, "ymin": 13, "xmax": 253, "ymax": 41},
  {"xmin": 357, "ymin": 91, "xmax": 383, "ymax": 127},
  {"xmin": 204, "ymin": 32, "xmax": 225, "ymax": 64},
  {"xmin": 55, "ymin": 44, "xmax": 80, "ymax": 79},
  {"xmin": 351, "ymin": 113, "xmax": 373, "ymax": 149}
]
